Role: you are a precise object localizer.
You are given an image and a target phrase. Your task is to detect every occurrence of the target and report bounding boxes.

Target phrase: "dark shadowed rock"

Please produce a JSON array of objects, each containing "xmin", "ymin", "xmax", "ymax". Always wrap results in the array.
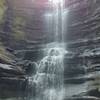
[{"xmin": 0, "ymin": 63, "xmax": 25, "ymax": 77}]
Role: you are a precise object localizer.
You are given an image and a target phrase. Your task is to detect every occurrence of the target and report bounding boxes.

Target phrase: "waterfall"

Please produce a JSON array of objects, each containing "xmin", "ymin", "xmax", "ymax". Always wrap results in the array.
[
  {"xmin": 45, "ymin": 0, "xmax": 68, "ymax": 42},
  {"xmin": 48, "ymin": 0, "xmax": 67, "ymax": 42},
  {"xmin": 29, "ymin": 0, "xmax": 68, "ymax": 100},
  {"xmin": 34, "ymin": 46, "xmax": 66, "ymax": 100}
]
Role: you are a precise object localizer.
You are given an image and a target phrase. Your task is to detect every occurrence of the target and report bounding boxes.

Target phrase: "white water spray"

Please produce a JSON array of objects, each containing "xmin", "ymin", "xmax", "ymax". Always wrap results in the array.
[{"xmin": 34, "ymin": 44, "xmax": 67, "ymax": 100}]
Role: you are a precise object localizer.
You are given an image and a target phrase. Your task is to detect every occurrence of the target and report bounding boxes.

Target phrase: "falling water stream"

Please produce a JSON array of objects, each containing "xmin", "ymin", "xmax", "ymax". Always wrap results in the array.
[{"xmin": 31, "ymin": 0, "xmax": 67, "ymax": 100}]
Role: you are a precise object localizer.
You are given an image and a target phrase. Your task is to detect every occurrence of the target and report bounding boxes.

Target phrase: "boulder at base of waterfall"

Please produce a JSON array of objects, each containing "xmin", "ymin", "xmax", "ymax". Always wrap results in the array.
[{"xmin": 22, "ymin": 61, "xmax": 38, "ymax": 76}]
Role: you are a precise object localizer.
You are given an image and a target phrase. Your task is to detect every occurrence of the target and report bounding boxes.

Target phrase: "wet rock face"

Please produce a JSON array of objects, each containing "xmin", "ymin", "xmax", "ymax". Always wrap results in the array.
[{"xmin": 23, "ymin": 61, "xmax": 38, "ymax": 76}]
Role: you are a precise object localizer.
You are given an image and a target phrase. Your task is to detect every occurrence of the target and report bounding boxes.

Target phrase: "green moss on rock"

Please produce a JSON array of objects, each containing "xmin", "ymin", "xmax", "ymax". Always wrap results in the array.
[{"xmin": 0, "ymin": 0, "xmax": 7, "ymax": 24}]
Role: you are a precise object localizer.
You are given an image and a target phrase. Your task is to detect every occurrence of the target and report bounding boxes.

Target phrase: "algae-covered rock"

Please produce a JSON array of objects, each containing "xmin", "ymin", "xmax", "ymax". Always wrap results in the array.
[
  {"xmin": 0, "ymin": 0, "xmax": 7, "ymax": 24},
  {"xmin": 0, "ymin": 42, "xmax": 15, "ymax": 64},
  {"xmin": 12, "ymin": 16, "xmax": 26, "ymax": 40}
]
